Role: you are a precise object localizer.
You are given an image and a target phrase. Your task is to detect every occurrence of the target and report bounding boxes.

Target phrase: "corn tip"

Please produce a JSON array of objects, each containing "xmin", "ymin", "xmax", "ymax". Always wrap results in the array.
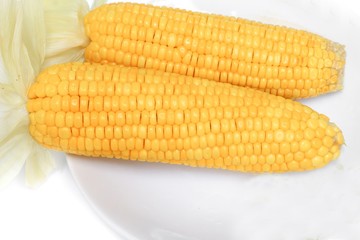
[{"xmin": 328, "ymin": 40, "xmax": 346, "ymax": 93}]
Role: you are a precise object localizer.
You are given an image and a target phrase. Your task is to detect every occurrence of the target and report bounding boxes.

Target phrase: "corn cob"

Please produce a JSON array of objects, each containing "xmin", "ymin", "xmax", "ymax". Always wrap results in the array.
[
  {"xmin": 84, "ymin": 2, "xmax": 346, "ymax": 99},
  {"xmin": 27, "ymin": 62, "xmax": 343, "ymax": 172}
]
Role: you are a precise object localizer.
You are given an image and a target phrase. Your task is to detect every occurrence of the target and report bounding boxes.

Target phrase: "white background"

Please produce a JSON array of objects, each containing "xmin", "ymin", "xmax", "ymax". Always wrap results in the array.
[
  {"xmin": 0, "ymin": 154, "xmax": 119, "ymax": 240},
  {"xmin": 1, "ymin": 0, "xmax": 360, "ymax": 240}
]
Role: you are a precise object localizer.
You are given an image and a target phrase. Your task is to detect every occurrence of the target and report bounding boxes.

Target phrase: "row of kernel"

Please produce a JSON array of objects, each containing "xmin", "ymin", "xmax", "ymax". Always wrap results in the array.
[
  {"xmin": 92, "ymin": 9, "xmax": 329, "ymax": 56},
  {"xmin": 91, "ymin": 36, "xmax": 331, "ymax": 75},
  {"xmin": 32, "ymin": 123, "xmax": 336, "ymax": 169},
  {"xmin": 30, "ymin": 107, "xmax": 307, "ymax": 132},
  {"xmin": 95, "ymin": 4, "xmax": 318, "ymax": 49},
  {"xmin": 96, "ymin": 26, "xmax": 319, "ymax": 63},
  {"xmin": 44, "ymin": 123, "xmax": 334, "ymax": 154},
  {"xmin": 46, "ymin": 132, "xmax": 334, "ymax": 173},
  {"xmin": 37, "ymin": 122, "xmax": 324, "ymax": 147},
  {"xmin": 27, "ymin": 95, "xmax": 242, "ymax": 113}
]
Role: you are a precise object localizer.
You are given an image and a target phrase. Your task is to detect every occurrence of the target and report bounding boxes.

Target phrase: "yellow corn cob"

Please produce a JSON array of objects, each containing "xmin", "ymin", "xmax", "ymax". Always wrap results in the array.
[
  {"xmin": 84, "ymin": 2, "xmax": 346, "ymax": 99},
  {"xmin": 27, "ymin": 62, "xmax": 343, "ymax": 172}
]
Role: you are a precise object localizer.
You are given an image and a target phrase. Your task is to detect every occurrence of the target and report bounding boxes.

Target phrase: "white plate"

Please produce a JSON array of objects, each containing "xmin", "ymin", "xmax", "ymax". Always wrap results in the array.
[{"xmin": 68, "ymin": 0, "xmax": 360, "ymax": 239}]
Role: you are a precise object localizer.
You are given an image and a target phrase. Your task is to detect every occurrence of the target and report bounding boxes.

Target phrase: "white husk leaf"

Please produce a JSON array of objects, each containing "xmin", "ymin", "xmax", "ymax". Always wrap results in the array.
[
  {"xmin": 0, "ymin": 132, "xmax": 30, "ymax": 188},
  {"xmin": 0, "ymin": 83, "xmax": 24, "ymax": 111},
  {"xmin": 0, "ymin": 0, "xmax": 44, "ymax": 98},
  {"xmin": 92, "ymin": 0, "xmax": 108, "ymax": 9},
  {"xmin": 0, "ymin": 53, "xmax": 7, "ymax": 84},
  {"xmin": 0, "ymin": 0, "xmax": 93, "ymax": 187},
  {"xmin": 0, "ymin": 110, "xmax": 28, "ymax": 143},
  {"xmin": 25, "ymin": 142, "xmax": 56, "ymax": 188},
  {"xmin": 41, "ymin": 0, "xmax": 90, "ymax": 69}
]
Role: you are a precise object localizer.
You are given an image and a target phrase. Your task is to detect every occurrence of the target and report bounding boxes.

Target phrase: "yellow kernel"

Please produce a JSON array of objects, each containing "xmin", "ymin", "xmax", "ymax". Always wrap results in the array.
[
  {"xmin": 45, "ymin": 84, "xmax": 57, "ymax": 97},
  {"xmin": 299, "ymin": 139, "xmax": 311, "ymax": 152},
  {"xmin": 304, "ymin": 128, "xmax": 315, "ymax": 139},
  {"xmin": 279, "ymin": 142, "xmax": 291, "ymax": 155},
  {"xmin": 266, "ymin": 154, "xmax": 276, "ymax": 164},
  {"xmin": 262, "ymin": 143, "xmax": 271, "ymax": 155},
  {"xmin": 50, "ymin": 95, "xmax": 62, "ymax": 112},
  {"xmin": 94, "ymin": 138, "xmax": 102, "ymax": 151},
  {"xmin": 95, "ymin": 127, "xmax": 105, "ymax": 139},
  {"xmin": 55, "ymin": 112, "xmax": 65, "ymax": 127},
  {"xmin": 305, "ymin": 148, "xmax": 316, "ymax": 159},
  {"xmin": 323, "ymin": 136, "xmax": 334, "ymax": 148},
  {"xmin": 47, "ymin": 126, "xmax": 58, "ymax": 138},
  {"xmin": 85, "ymin": 138, "xmax": 93, "ymax": 151},
  {"xmin": 35, "ymin": 83, "xmax": 46, "ymax": 98},
  {"xmin": 285, "ymin": 153, "xmax": 293, "ymax": 163},
  {"xmin": 336, "ymin": 132, "xmax": 344, "ymax": 145},
  {"xmin": 214, "ymin": 157, "xmax": 223, "ymax": 167},
  {"xmin": 324, "ymin": 153, "xmax": 333, "ymax": 163},
  {"xmin": 262, "ymin": 164, "xmax": 271, "ymax": 172},
  {"xmin": 45, "ymin": 111, "xmax": 55, "ymax": 126},
  {"xmin": 135, "ymin": 138, "xmax": 143, "ymax": 151},
  {"xmin": 207, "ymin": 133, "xmax": 216, "ymax": 147},
  {"xmin": 210, "ymin": 119, "xmax": 221, "ymax": 133},
  {"xmin": 300, "ymin": 159, "xmax": 312, "ymax": 169},
  {"xmin": 287, "ymin": 161, "xmax": 299, "ymax": 171},
  {"xmin": 275, "ymin": 154, "xmax": 285, "ymax": 164},
  {"xmin": 294, "ymin": 151, "xmax": 305, "ymax": 161},
  {"xmin": 285, "ymin": 130, "xmax": 295, "ymax": 142},
  {"xmin": 242, "ymin": 131, "xmax": 250, "ymax": 143},
  {"xmin": 212, "ymin": 147, "xmax": 221, "ymax": 159},
  {"xmin": 307, "ymin": 119, "xmax": 319, "ymax": 129},
  {"xmin": 174, "ymin": 110, "xmax": 184, "ymax": 125},
  {"xmin": 70, "ymin": 96, "xmax": 80, "ymax": 112},
  {"xmin": 318, "ymin": 146, "xmax": 329, "ymax": 156},
  {"xmin": 35, "ymin": 110, "xmax": 46, "ymax": 125},
  {"xmin": 315, "ymin": 128, "xmax": 325, "ymax": 138},
  {"xmin": 241, "ymin": 156, "xmax": 250, "ymax": 166},
  {"xmin": 229, "ymin": 145, "xmax": 237, "ymax": 157},
  {"xmin": 250, "ymin": 155, "xmax": 257, "ymax": 165},
  {"xmin": 312, "ymin": 156, "xmax": 324, "ymax": 167},
  {"xmin": 325, "ymin": 125, "xmax": 336, "ymax": 137},
  {"xmin": 271, "ymin": 143, "xmax": 279, "ymax": 154},
  {"xmin": 311, "ymin": 138, "xmax": 322, "ymax": 149},
  {"xmin": 290, "ymin": 142, "xmax": 299, "ymax": 152},
  {"xmin": 194, "ymin": 149, "xmax": 203, "ymax": 161},
  {"xmin": 61, "ymin": 95, "xmax": 70, "ymax": 112}
]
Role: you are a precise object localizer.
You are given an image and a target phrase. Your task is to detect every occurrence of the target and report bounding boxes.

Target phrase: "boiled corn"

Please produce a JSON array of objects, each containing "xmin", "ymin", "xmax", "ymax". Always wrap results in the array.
[
  {"xmin": 27, "ymin": 62, "xmax": 344, "ymax": 172},
  {"xmin": 84, "ymin": 2, "xmax": 346, "ymax": 99}
]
